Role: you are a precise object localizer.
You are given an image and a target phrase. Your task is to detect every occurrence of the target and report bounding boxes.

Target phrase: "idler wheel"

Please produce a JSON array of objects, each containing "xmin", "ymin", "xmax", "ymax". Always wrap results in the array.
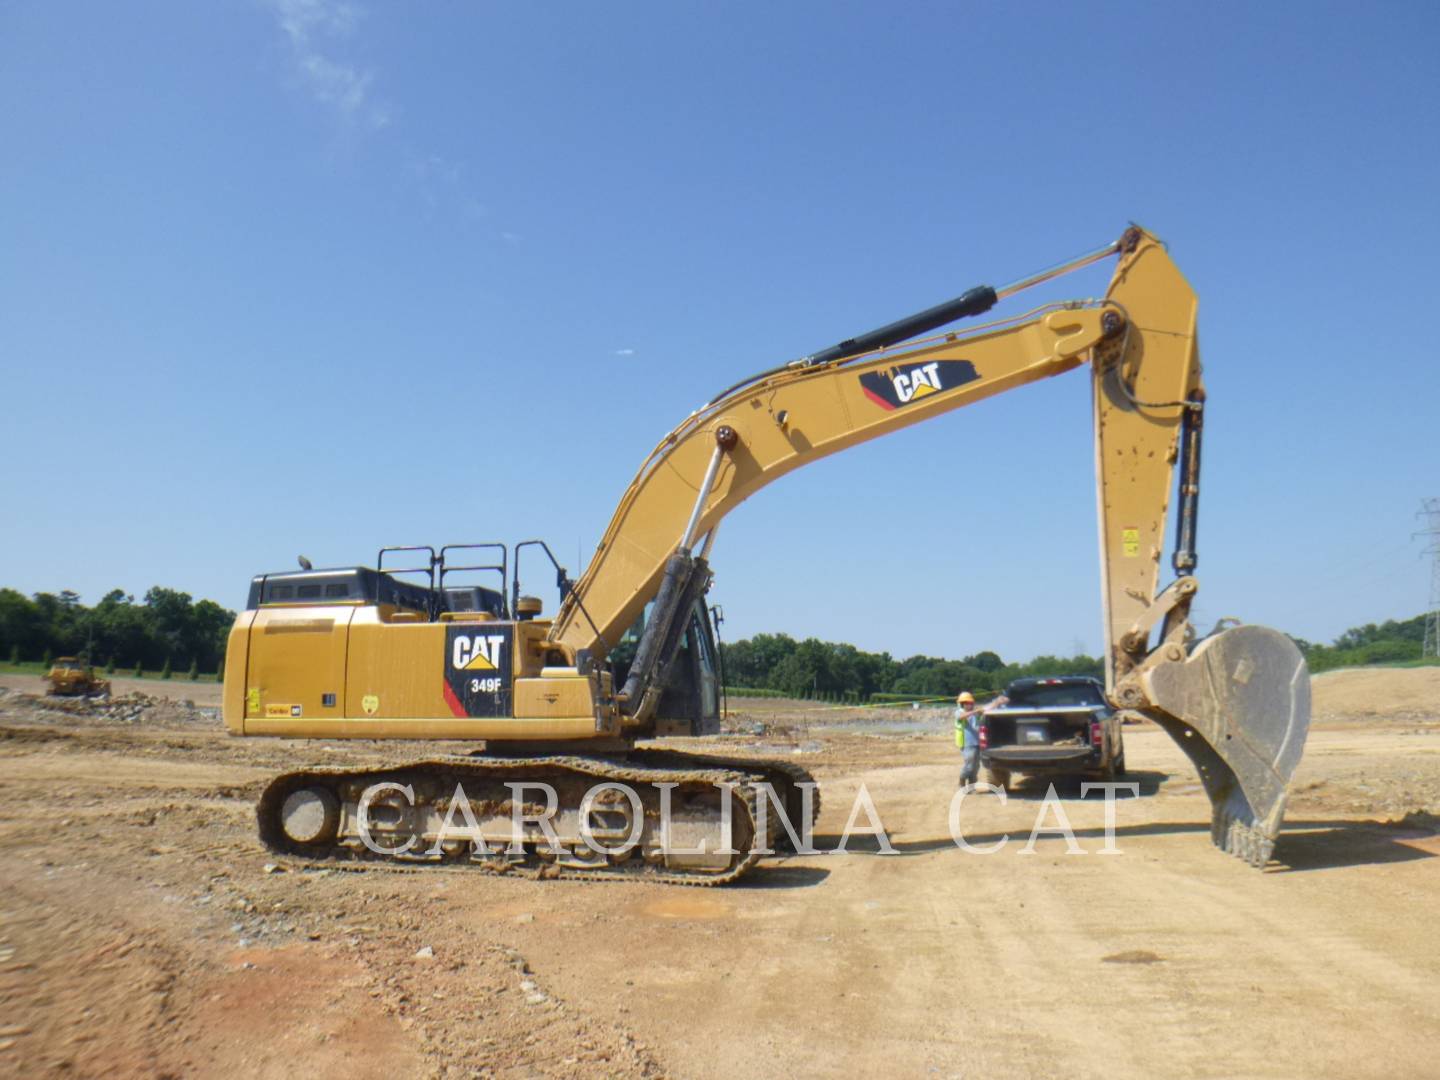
[{"xmin": 280, "ymin": 786, "xmax": 341, "ymax": 845}]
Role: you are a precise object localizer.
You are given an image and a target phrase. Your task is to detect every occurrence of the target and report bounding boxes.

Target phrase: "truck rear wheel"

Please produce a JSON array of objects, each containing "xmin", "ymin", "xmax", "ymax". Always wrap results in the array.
[{"xmin": 985, "ymin": 765, "xmax": 1011, "ymax": 790}]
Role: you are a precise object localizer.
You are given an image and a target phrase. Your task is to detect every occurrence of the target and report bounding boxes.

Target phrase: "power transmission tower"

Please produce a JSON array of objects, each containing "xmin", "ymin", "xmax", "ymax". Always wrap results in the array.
[{"xmin": 1418, "ymin": 498, "xmax": 1440, "ymax": 659}]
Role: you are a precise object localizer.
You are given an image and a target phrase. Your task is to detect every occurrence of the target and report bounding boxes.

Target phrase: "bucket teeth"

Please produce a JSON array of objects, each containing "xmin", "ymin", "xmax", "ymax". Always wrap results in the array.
[{"xmin": 1212, "ymin": 808, "xmax": 1275, "ymax": 868}]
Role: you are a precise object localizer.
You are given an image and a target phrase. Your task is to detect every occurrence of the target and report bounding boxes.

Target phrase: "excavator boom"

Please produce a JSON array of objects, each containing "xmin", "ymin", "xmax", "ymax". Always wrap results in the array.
[{"xmin": 549, "ymin": 225, "xmax": 1309, "ymax": 863}]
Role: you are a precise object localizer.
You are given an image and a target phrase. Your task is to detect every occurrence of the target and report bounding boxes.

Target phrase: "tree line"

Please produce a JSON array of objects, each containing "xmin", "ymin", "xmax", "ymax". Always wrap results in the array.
[
  {"xmin": 718, "ymin": 612, "xmax": 1433, "ymax": 701},
  {"xmin": 1292, "ymin": 614, "xmax": 1428, "ymax": 673},
  {"xmin": 718, "ymin": 633, "xmax": 1102, "ymax": 701},
  {"xmin": 0, "ymin": 587, "xmax": 234, "ymax": 675}
]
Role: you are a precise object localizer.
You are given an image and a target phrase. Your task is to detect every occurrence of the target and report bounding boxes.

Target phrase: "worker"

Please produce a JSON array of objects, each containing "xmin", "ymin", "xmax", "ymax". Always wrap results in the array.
[{"xmin": 955, "ymin": 691, "xmax": 981, "ymax": 787}]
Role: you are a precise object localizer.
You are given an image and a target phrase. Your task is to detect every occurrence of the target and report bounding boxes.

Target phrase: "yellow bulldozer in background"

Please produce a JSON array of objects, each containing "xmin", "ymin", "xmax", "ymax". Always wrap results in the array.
[
  {"xmin": 45, "ymin": 656, "xmax": 111, "ymax": 697},
  {"xmin": 220, "ymin": 225, "xmax": 1312, "ymax": 882}
]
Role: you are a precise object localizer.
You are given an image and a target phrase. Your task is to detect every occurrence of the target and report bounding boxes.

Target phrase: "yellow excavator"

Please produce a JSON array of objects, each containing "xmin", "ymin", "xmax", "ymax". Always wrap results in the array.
[{"xmin": 223, "ymin": 225, "xmax": 1310, "ymax": 882}]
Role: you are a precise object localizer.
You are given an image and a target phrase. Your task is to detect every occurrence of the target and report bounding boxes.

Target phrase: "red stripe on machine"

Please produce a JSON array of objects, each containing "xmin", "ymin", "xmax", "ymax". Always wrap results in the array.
[
  {"xmin": 862, "ymin": 387, "xmax": 896, "ymax": 411},
  {"xmin": 442, "ymin": 680, "xmax": 467, "ymax": 718}
]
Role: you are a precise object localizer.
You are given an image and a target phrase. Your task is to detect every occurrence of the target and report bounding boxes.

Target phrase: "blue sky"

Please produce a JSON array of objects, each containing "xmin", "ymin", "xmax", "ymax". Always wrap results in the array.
[{"xmin": 1, "ymin": 2, "xmax": 1436, "ymax": 661}]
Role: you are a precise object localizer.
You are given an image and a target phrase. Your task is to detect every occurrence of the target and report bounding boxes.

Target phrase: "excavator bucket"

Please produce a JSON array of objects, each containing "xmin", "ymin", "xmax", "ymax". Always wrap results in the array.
[{"xmin": 1140, "ymin": 625, "xmax": 1310, "ymax": 866}]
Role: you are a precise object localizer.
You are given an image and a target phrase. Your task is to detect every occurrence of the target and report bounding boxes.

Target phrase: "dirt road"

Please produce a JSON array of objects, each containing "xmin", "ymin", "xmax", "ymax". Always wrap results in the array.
[{"xmin": 1, "ymin": 669, "xmax": 1436, "ymax": 1078}]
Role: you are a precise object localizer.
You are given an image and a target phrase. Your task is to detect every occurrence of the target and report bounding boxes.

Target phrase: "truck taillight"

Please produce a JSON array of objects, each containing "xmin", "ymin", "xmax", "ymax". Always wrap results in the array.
[
  {"xmin": 1089, "ymin": 721, "xmax": 1103, "ymax": 747},
  {"xmin": 978, "ymin": 723, "xmax": 989, "ymax": 749}
]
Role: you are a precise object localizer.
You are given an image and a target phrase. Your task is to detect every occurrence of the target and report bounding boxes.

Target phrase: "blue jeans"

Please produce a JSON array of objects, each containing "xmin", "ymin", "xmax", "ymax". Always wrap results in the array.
[{"xmin": 960, "ymin": 746, "xmax": 979, "ymax": 784}]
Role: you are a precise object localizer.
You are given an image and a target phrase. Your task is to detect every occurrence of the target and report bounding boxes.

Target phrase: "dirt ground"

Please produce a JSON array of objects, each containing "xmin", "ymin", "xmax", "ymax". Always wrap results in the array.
[{"xmin": 0, "ymin": 668, "xmax": 1437, "ymax": 1079}]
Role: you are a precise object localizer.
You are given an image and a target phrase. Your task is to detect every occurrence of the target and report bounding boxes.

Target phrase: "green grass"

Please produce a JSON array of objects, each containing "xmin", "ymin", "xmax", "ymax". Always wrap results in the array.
[
  {"xmin": 0, "ymin": 661, "xmax": 222, "ymax": 683},
  {"xmin": 0, "ymin": 661, "xmax": 46, "ymax": 675}
]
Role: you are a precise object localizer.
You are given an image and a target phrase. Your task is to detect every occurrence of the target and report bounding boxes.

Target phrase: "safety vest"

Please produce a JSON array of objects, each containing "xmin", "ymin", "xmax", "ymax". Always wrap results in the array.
[{"xmin": 954, "ymin": 708, "xmax": 975, "ymax": 749}]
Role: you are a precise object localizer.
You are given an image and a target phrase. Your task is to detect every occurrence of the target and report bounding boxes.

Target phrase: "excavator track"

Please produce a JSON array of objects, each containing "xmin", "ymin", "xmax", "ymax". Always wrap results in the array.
[
  {"xmin": 257, "ymin": 755, "xmax": 782, "ymax": 886},
  {"xmin": 630, "ymin": 749, "xmax": 820, "ymax": 850}
]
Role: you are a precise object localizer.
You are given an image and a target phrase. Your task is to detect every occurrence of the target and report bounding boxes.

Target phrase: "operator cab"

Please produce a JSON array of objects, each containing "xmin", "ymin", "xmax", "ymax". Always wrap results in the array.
[{"xmin": 608, "ymin": 599, "xmax": 721, "ymax": 737}]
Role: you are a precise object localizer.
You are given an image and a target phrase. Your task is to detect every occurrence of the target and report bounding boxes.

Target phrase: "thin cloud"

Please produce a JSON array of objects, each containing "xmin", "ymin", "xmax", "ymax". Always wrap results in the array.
[
  {"xmin": 266, "ymin": 0, "xmax": 389, "ymax": 128},
  {"xmin": 408, "ymin": 154, "xmax": 497, "ymax": 226},
  {"xmin": 409, "ymin": 152, "xmax": 462, "ymax": 210},
  {"xmin": 298, "ymin": 52, "xmax": 371, "ymax": 115},
  {"xmin": 614, "ymin": 348, "xmax": 636, "ymax": 357},
  {"xmin": 271, "ymin": 0, "xmax": 357, "ymax": 40},
  {"xmin": 412, "ymin": 154, "xmax": 462, "ymax": 186},
  {"xmin": 263, "ymin": 3, "xmax": 497, "ymax": 233}
]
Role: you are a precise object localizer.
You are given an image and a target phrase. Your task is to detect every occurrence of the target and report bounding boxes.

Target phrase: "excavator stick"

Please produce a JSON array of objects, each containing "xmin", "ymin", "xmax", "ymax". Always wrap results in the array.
[{"xmin": 1096, "ymin": 229, "xmax": 1311, "ymax": 865}]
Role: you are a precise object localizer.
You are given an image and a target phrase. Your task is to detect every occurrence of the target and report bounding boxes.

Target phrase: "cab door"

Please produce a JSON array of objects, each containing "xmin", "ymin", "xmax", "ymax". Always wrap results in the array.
[
  {"xmin": 688, "ymin": 605, "xmax": 720, "ymax": 734},
  {"xmin": 654, "ymin": 599, "xmax": 721, "ymax": 736}
]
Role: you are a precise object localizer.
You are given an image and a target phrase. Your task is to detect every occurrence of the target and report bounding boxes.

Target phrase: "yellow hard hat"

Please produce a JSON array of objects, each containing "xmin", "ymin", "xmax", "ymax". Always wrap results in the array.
[{"xmin": 957, "ymin": 691, "xmax": 975, "ymax": 704}]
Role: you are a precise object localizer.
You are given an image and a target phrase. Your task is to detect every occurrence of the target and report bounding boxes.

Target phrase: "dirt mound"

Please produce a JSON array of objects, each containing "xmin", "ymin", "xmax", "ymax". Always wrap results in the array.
[
  {"xmin": 0, "ymin": 672, "xmax": 222, "ymax": 707},
  {"xmin": 1386, "ymin": 810, "xmax": 1440, "ymax": 834},
  {"xmin": 1311, "ymin": 665, "xmax": 1439, "ymax": 720},
  {"xmin": 0, "ymin": 687, "xmax": 219, "ymax": 729}
]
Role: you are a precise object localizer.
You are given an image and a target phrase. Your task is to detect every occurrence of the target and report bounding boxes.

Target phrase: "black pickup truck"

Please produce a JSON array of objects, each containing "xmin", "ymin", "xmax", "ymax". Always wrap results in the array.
[{"xmin": 978, "ymin": 676, "xmax": 1125, "ymax": 788}]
